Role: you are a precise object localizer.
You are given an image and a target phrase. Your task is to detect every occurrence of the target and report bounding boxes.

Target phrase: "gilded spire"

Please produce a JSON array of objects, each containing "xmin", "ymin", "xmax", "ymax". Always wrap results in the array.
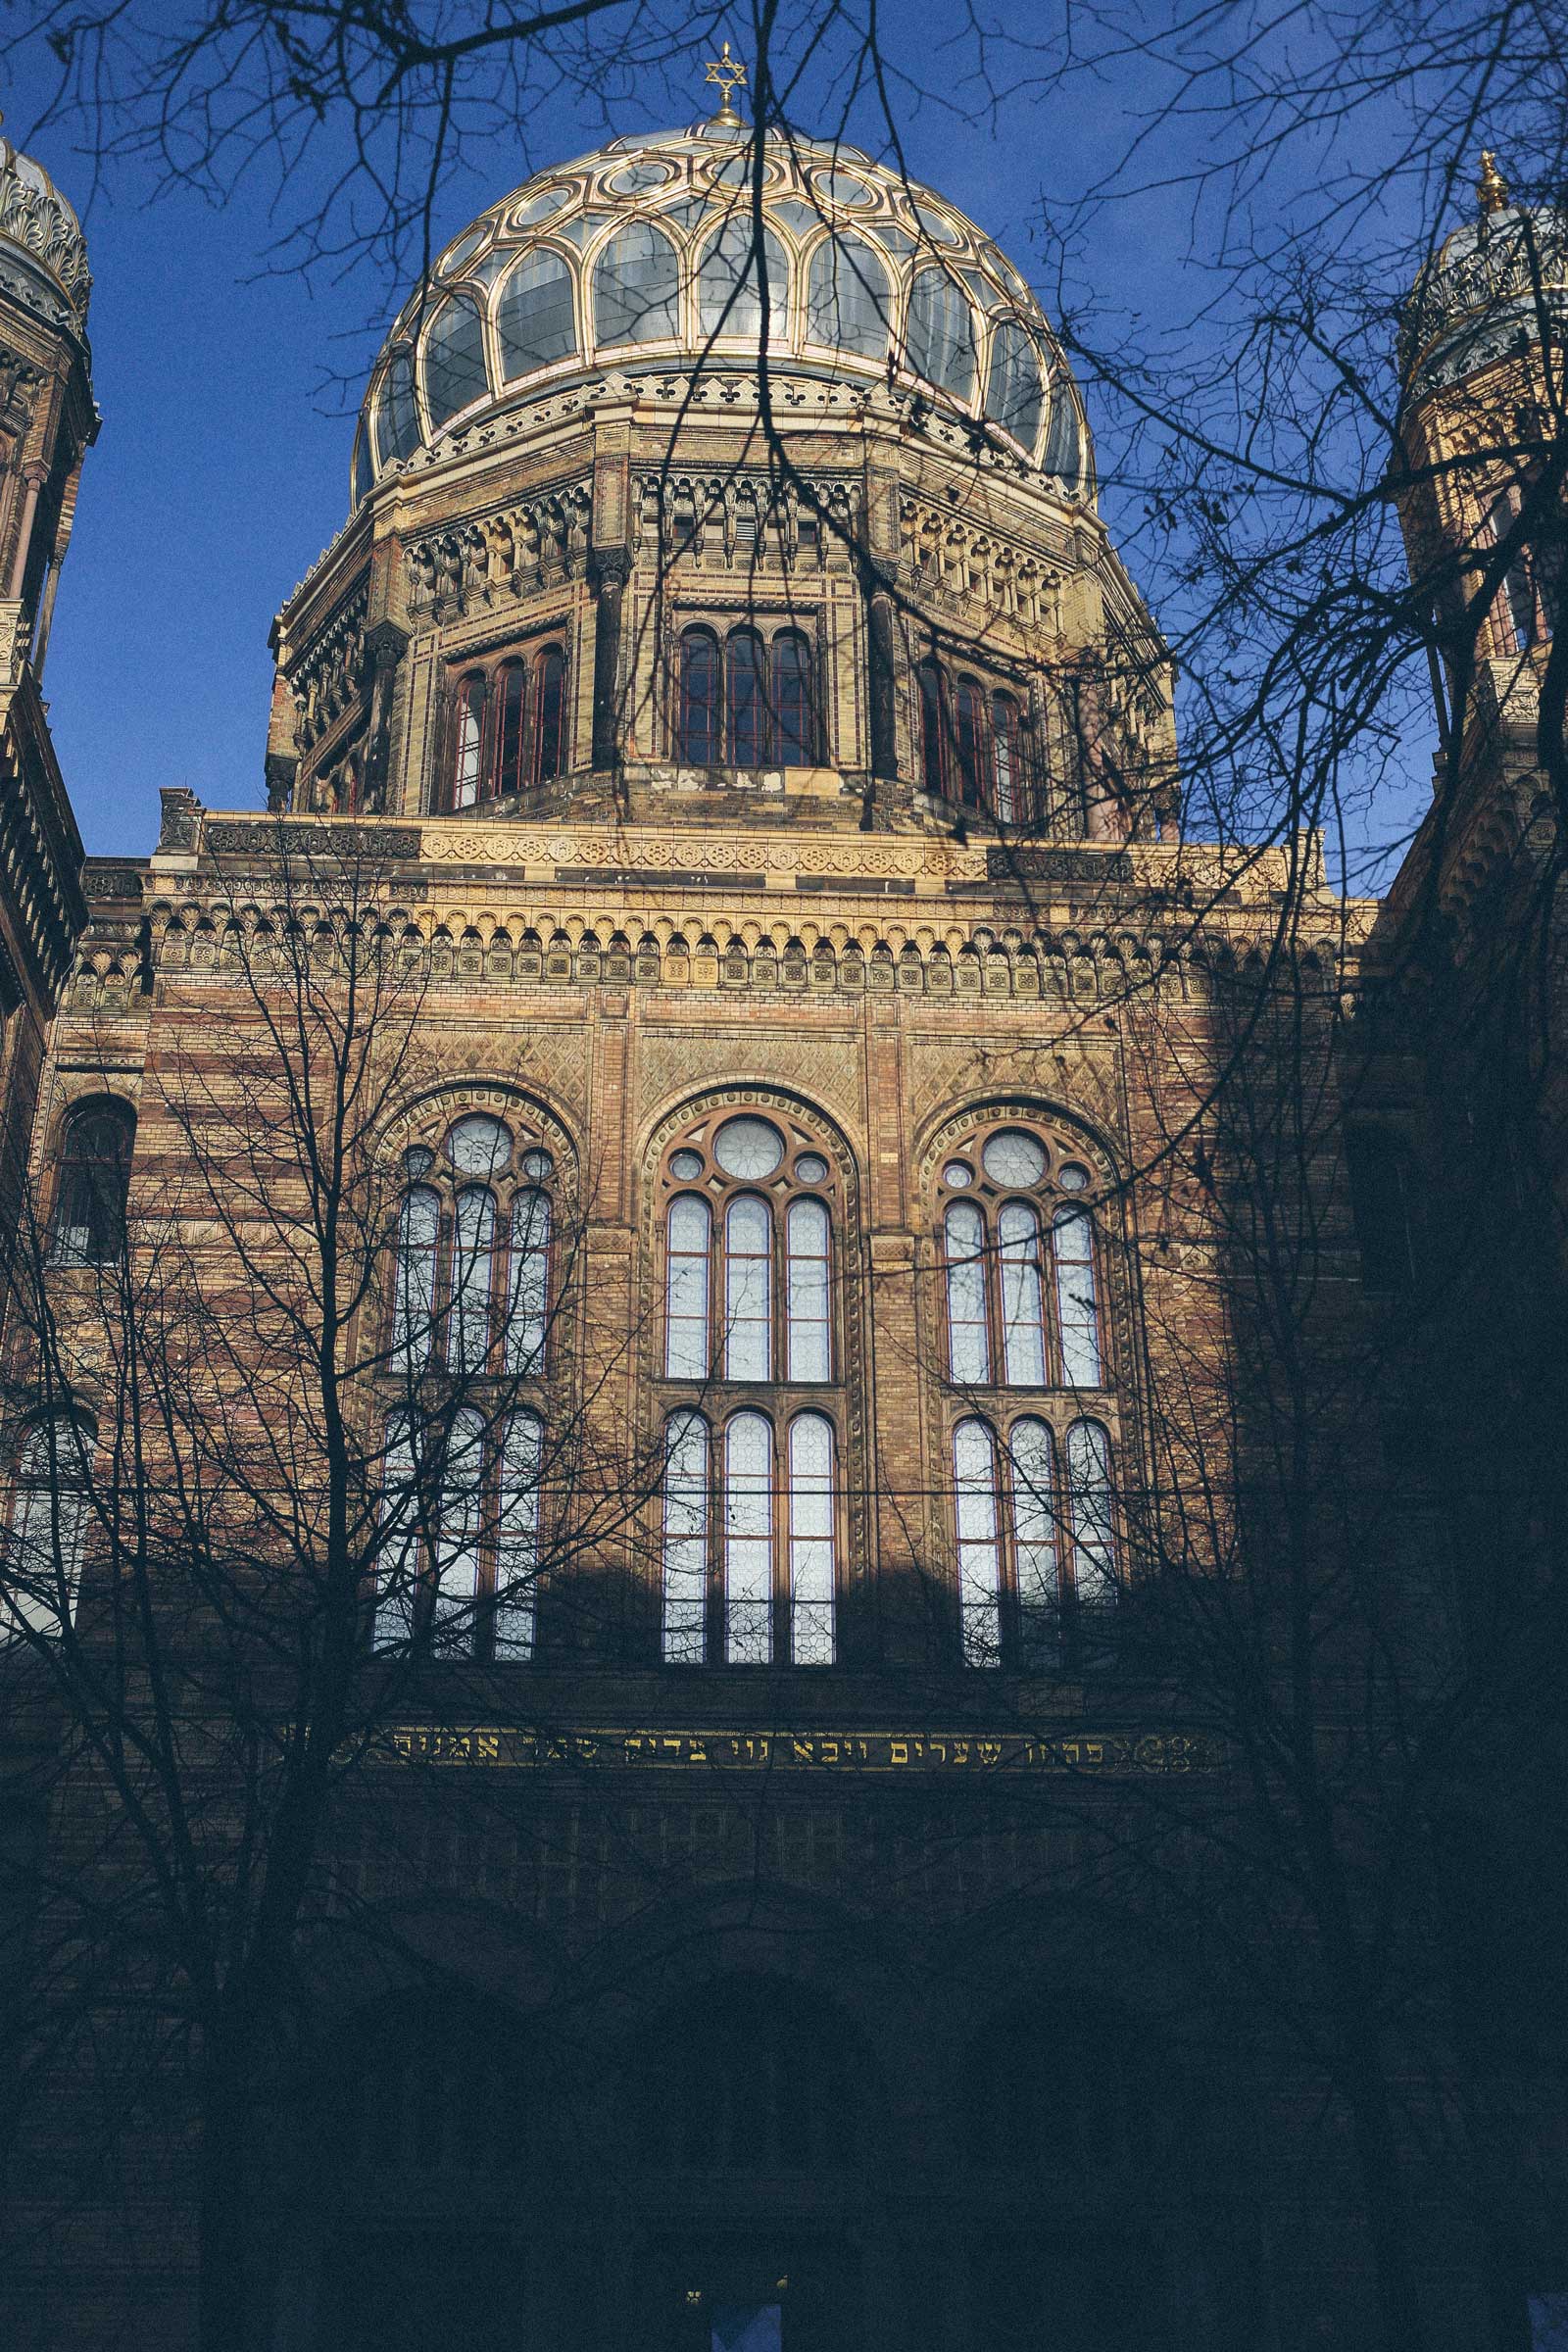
[
  {"xmin": 1477, "ymin": 149, "xmax": 1510, "ymax": 217},
  {"xmin": 704, "ymin": 39, "xmax": 748, "ymax": 127}
]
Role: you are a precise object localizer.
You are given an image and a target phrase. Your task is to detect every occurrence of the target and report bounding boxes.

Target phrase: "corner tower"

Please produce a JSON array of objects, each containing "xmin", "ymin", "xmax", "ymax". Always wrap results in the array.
[{"xmin": 0, "ymin": 125, "xmax": 93, "ymax": 1200}]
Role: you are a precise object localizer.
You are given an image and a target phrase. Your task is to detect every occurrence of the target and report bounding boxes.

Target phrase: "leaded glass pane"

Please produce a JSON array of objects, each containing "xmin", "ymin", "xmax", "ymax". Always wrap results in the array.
[
  {"xmin": 665, "ymin": 1196, "xmax": 711, "ymax": 1379},
  {"xmin": 422, "ymin": 297, "xmax": 491, "ymax": 430},
  {"xmin": 393, "ymin": 1186, "xmax": 441, "ymax": 1369},
  {"xmin": 505, "ymin": 1190, "xmax": 551, "ymax": 1374},
  {"xmin": 998, "ymin": 1200, "xmax": 1047, "ymax": 1387},
  {"xmin": 982, "ymin": 1130, "xmax": 1047, "ymax": 1188},
  {"xmin": 698, "ymin": 220, "xmax": 789, "ymax": 343},
  {"xmin": 786, "ymin": 1198, "xmax": 831, "ymax": 1382},
  {"xmin": 679, "ymin": 626, "xmax": 721, "ymax": 764},
  {"xmin": 984, "ymin": 317, "xmax": 1044, "ymax": 450},
  {"xmin": 372, "ymin": 1412, "xmax": 422, "ymax": 1652},
  {"xmin": 788, "ymin": 1412, "xmax": 835, "ymax": 1664},
  {"xmin": 497, "ymin": 247, "xmax": 577, "ymax": 379},
  {"xmin": 7, "ymin": 1422, "xmax": 89, "ymax": 1641},
  {"xmin": 494, "ymin": 1410, "xmax": 543, "ymax": 1660},
  {"xmin": 431, "ymin": 1407, "xmax": 485, "ymax": 1651},
  {"xmin": 724, "ymin": 1194, "xmax": 772, "ymax": 1381},
  {"xmin": 447, "ymin": 1113, "xmax": 512, "ymax": 1176},
  {"xmin": 1066, "ymin": 1418, "xmax": 1117, "ymax": 1614},
  {"xmin": 375, "ymin": 350, "xmax": 420, "ymax": 466},
  {"xmin": 1008, "ymin": 1417, "xmax": 1059, "ymax": 1668},
  {"xmin": 1043, "ymin": 384, "xmax": 1081, "ymax": 484},
  {"xmin": 944, "ymin": 1200, "xmax": 990, "ymax": 1385},
  {"xmin": 806, "ymin": 234, "xmax": 891, "ymax": 357},
  {"xmin": 662, "ymin": 1411, "xmax": 710, "ymax": 1664},
  {"xmin": 451, "ymin": 677, "xmax": 484, "ymax": 810},
  {"xmin": 954, "ymin": 1417, "xmax": 1002, "ymax": 1666},
  {"xmin": 906, "ymin": 270, "xmax": 978, "ymax": 402},
  {"xmin": 712, "ymin": 1116, "xmax": 782, "ymax": 1178},
  {"xmin": 594, "ymin": 222, "xmax": 679, "ymax": 346},
  {"xmin": 448, "ymin": 1186, "xmax": 496, "ymax": 1373},
  {"xmin": 724, "ymin": 1411, "xmax": 773, "ymax": 1664},
  {"xmin": 1054, "ymin": 1208, "xmax": 1102, "ymax": 1386}
]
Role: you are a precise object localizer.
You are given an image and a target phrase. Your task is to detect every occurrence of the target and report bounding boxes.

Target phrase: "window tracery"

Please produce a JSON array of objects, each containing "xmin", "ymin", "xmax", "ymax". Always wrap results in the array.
[
  {"xmin": 936, "ymin": 1119, "xmax": 1120, "ymax": 1667},
  {"xmin": 676, "ymin": 623, "xmax": 817, "ymax": 767},
  {"xmin": 916, "ymin": 656, "xmax": 1035, "ymax": 825},
  {"xmin": 376, "ymin": 1106, "xmax": 563, "ymax": 1660},
  {"xmin": 656, "ymin": 1107, "xmax": 845, "ymax": 1667}
]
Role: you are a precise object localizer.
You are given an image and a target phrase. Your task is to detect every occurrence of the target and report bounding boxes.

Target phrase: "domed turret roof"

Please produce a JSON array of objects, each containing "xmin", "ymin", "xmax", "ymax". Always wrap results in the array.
[
  {"xmin": 352, "ymin": 122, "xmax": 1089, "ymax": 508},
  {"xmin": 1398, "ymin": 158, "xmax": 1568, "ymax": 399},
  {"xmin": 0, "ymin": 128, "xmax": 91, "ymax": 330}
]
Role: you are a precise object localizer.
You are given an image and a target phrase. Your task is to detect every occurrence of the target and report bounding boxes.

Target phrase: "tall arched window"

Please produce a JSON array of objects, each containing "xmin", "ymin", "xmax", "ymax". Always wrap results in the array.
[
  {"xmin": 659, "ymin": 1109, "xmax": 846, "ymax": 1666},
  {"xmin": 534, "ymin": 645, "xmax": 564, "ymax": 782},
  {"xmin": 394, "ymin": 1185, "xmax": 441, "ymax": 1367},
  {"xmin": 505, "ymin": 1190, "xmax": 552, "ymax": 1374},
  {"xmin": 372, "ymin": 1410, "xmax": 423, "ymax": 1650},
  {"xmin": 984, "ymin": 318, "xmax": 1045, "ymax": 451},
  {"xmin": 665, "ymin": 1196, "xmax": 712, "ymax": 1378},
  {"xmin": 724, "ymin": 1196, "xmax": 772, "ymax": 1380},
  {"xmin": 1053, "ymin": 1206, "xmax": 1102, "ymax": 1386},
  {"xmin": 497, "ymin": 247, "xmax": 577, "ymax": 381},
  {"xmin": 788, "ymin": 1413, "xmax": 836, "ymax": 1663},
  {"xmin": 953, "ymin": 1417, "xmax": 1003, "ymax": 1666},
  {"xmin": 6, "ymin": 1416, "xmax": 91, "ymax": 1640},
  {"xmin": 724, "ymin": 1411, "xmax": 773, "ymax": 1663},
  {"xmin": 998, "ymin": 1201, "xmax": 1047, "ymax": 1386},
  {"xmin": 918, "ymin": 658, "xmax": 949, "ymax": 800},
  {"xmin": 494, "ymin": 662, "xmax": 528, "ymax": 798},
  {"xmin": 991, "ymin": 693, "xmax": 1026, "ymax": 825},
  {"xmin": 955, "ymin": 677, "xmax": 987, "ymax": 808},
  {"xmin": 943, "ymin": 1200, "xmax": 991, "ymax": 1385},
  {"xmin": 772, "ymin": 630, "xmax": 813, "ymax": 766},
  {"xmin": 1008, "ymin": 1417, "xmax": 1059, "ymax": 1667},
  {"xmin": 785, "ymin": 1198, "xmax": 831, "ymax": 1381},
  {"xmin": 806, "ymin": 234, "xmax": 891, "ymax": 358},
  {"xmin": 430, "ymin": 1406, "xmax": 485, "ymax": 1650},
  {"xmin": 727, "ymin": 628, "xmax": 766, "ymax": 768},
  {"xmin": 494, "ymin": 1409, "xmax": 543, "ymax": 1660},
  {"xmin": 1487, "ymin": 491, "xmax": 1546, "ymax": 652},
  {"xmin": 1065, "ymin": 1418, "xmax": 1117, "ymax": 1630},
  {"xmin": 678, "ymin": 626, "xmax": 721, "ymax": 764},
  {"xmin": 697, "ymin": 220, "xmax": 790, "ymax": 345},
  {"xmin": 449, "ymin": 1186, "xmax": 498, "ymax": 1373},
  {"xmin": 374, "ymin": 349, "xmax": 420, "ymax": 467},
  {"xmin": 52, "ymin": 1101, "xmax": 135, "ymax": 1265},
  {"xmin": 662, "ymin": 1409, "xmax": 710, "ymax": 1664},
  {"xmin": 450, "ymin": 674, "xmax": 486, "ymax": 810}
]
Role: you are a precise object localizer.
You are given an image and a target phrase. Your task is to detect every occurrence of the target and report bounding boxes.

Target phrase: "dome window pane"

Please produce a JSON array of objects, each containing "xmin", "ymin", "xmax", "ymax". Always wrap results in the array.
[
  {"xmin": 812, "ymin": 168, "xmax": 872, "ymax": 208},
  {"xmin": 497, "ymin": 248, "xmax": 577, "ymax": 379},
  {"xmin": 594, "ymin": 221, "xmax": 679, "ymax": 346},
  {"xmin": 438, "ymin": 226, "xmax": 486, "ymax": 275},
  {"xmin": 351, "ymin": 426, "xmax": 374, "ymax": 506},
  {"xmin": 906, "ymin": 270, "xmax": 977, "ymax": 402},
  {"xmin": 606, "ymin": 159, "xmax": 675, "ymax": 196},
  {"xmin": 984, "ymin": 317, "xmax": 1044, "ymax": 450},
  {"xmin": 374, "ymin": 350, "xmax": 420, "ymax": 466},
  {"xmin": 806, "ymin": 234, "xmax": 890, "ymax": 358},
  {"xmin": 912, "ymin": 200, "xmax": 962, "ymax": 247},
  {"xmin": 1044, "ymin": 385, "xmax": 1082, "ymax": 485},
  {"xmin": 698, "ymin": 219, "xmax": 790, "ymax": 344},
  {"xmin": 511, "ymin": 185, "xmax": 572, "ymax": 228},
  {"xmin": 422, "ymin": 296, "xmax": 491, "ymax": 430}
]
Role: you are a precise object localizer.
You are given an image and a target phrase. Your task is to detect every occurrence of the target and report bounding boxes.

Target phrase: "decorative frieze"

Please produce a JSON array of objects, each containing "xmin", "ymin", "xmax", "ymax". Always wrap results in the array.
[{"xmin": 405, "ymin": 480, "xmax": 593, "ymax": 614}]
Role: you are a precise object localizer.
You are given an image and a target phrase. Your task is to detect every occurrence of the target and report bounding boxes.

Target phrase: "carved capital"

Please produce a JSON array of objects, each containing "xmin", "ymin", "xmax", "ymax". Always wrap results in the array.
[
  {"xmin": 590, "ymin": 546, "xmax": 631, "ymax": 592},
  {"xmin": 364, "ymin": 617, "xmax": 410, "ymax": 669}
]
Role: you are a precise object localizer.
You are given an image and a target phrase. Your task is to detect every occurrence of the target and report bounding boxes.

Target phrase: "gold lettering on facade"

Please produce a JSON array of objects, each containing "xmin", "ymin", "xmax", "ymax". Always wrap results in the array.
[{"xmin": 358, "ymin": 1725, "xmax": 1224, "ymax": 1774}]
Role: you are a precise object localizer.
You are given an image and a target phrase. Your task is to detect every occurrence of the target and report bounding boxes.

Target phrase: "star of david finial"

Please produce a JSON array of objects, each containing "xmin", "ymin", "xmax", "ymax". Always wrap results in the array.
[{"xmin": 704, "ymin": 39, "xmax": 748, "ymax": 128}]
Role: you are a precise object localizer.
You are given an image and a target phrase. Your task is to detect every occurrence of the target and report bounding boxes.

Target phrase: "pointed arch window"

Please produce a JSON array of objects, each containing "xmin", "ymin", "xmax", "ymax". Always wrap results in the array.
[
  {"xmin": 422, "ymin": 296, "xmax": 491, "ymax": 431},
  {"xmin": 594, "ymin": 221, "xmax": 680, "ymax": 347},
  {"xmin": 806, "ymin": 234, "xmax": 891, "ymax": 358},
  {"xmin": 497, "ymin": 246, "xmax": 577, "ymax": 380},
  {"xmin": 906, "ymin": 270, "xmax": 979, "ymax": 403}
]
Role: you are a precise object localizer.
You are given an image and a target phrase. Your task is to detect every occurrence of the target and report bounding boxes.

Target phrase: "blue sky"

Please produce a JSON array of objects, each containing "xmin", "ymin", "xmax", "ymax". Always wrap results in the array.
[{"xmin": 4, "ymin": 11, "xmax": 1431, "ymax": 865}]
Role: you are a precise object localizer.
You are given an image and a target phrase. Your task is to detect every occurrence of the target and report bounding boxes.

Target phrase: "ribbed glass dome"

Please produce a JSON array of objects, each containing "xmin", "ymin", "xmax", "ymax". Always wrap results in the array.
[{"xmin": 352, "ymin": 124, "xmax": 1089, "ymax": 507}]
